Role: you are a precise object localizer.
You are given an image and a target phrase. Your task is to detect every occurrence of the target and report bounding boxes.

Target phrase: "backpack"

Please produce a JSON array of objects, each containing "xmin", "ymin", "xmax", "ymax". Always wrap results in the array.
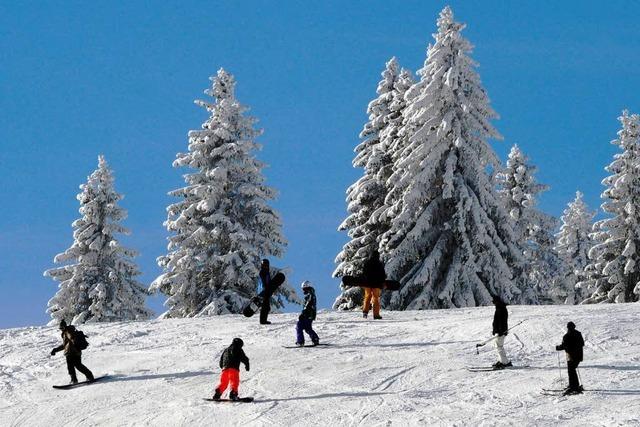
[{"xmin": 72, "ymin": 329, "xmax": 89, "ymax": 350}]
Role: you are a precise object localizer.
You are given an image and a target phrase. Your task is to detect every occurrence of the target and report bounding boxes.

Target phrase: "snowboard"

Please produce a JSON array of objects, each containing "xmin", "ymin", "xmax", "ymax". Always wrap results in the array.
[
  {"xmin": 282, "ymin": 343, "xmax": 332, "ymax": 349},
  {"xmin": 242, "ymin": 272, "xmax": 286, "ymax": 318},
  {"xmin": 341, "ymin": 276, "xmax": 400, "ymax": 291},
  {"xmin": 203, "ymin": 397, "xmax": 254, "ymax": 403},
  {"xmin": 52, "ymin": 375, "xmax": 108, "ymax": 389}
]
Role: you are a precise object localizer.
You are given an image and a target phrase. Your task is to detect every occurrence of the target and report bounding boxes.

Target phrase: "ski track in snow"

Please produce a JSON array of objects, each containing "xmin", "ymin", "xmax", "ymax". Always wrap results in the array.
[{"xmin": 1, "ymin": 304, "xmax": 640, "ymax": 426}]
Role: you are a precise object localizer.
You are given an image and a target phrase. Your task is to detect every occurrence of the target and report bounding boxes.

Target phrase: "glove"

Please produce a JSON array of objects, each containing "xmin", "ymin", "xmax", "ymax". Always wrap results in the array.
[
  {"xmin": 50, "ymin": 349, "xmax": 57, "ymax": 356},
  {"xmin": 298, "ymin": 314, "xmax": 304, "ymax": 321},
  {"xmin": 245, "ymin": 364, "xmax": 250, "ymax": 372},
  {"xmin": 555, "ymin": 345, "xmax": 562, "ymax": 351}
]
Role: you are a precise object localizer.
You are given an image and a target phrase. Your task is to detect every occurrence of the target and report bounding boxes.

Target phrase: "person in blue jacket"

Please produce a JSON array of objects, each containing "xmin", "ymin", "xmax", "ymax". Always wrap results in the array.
[{"xmin": 296, "ymin": 281, "xmax": 320, "ymax": 346}]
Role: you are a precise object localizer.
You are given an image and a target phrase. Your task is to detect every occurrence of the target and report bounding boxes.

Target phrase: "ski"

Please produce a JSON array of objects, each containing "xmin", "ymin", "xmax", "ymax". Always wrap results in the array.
[
  {"xmin": 282, "ymin": 343, "xmax": 332, "ymax": 349},
  {"xmin": 467, "ymin": 365, "xmax": 530, "ymax": 372},
  {"xmin": 52, "ymin": 375, "xmax": 108, "ymax": 389},
  {"xmin": 203, "ymin": 397, "xmax": 254, "ymax": 403}
]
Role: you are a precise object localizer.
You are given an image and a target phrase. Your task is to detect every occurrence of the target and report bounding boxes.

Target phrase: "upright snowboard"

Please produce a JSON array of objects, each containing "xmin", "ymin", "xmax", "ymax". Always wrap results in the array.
[
  {"xmin": 53, "ymin": 375, "xmax": 108, "ymax": 389},
  {"xmin": 341, "ymin": 276, "xmax": 400, "ymax": 291},
  {"xmin": 242, "ymin": 272, "xmax": 286, "ymax": 317}
]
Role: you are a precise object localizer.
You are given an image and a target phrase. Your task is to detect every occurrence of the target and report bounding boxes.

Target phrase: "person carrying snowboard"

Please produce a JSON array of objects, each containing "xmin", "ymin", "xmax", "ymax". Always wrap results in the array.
[
  {"xmin": 555, "ymin": 321, "xmax": 585, "ymax": 395},
  {"xmin": 213, "ymin": 338, "xmax": 250, "ymax": 401},
  {"xmin": 296, "ymin": 281, "xmax": 320, "ymax": 346},
  {"xmin": 362, "ymin": 250, "xmax": 386, "ymax": 320},
  {"xmin": 491, "ymin": 295, "xmax": 512, "ymax": 369},
  {"xmin": 50, "ymin": 320, "xmax": 94, "ymax": 384},
  {"xmin": 258, "ymin": 259, "xmax": 277, "ymax": 324}
]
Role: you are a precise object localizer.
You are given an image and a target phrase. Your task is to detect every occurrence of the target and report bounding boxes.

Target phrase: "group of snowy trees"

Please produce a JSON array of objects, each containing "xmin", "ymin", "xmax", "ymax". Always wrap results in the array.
[
  {"xmin": 45, "ymin": 7, "xmax": 640, "ymax": 324},
  {"xmin": 335, "ymin": 6, "xmax": 640, "ymax": 309},
  {"xmin": 45, "ymin": 69, "xmax": 296, "ymax": 324}
]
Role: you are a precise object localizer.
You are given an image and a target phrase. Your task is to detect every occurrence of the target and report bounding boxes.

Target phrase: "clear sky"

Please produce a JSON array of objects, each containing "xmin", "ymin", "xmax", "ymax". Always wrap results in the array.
[{"xmin": 1, "ymin": 1, "xmax": 639, "ymax": 328}]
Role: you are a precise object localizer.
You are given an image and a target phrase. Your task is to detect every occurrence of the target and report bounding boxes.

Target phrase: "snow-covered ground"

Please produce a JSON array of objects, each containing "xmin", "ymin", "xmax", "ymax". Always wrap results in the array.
[{"xmin": 1, "ymin": 304, "xmax": 639, "ymax": 426}]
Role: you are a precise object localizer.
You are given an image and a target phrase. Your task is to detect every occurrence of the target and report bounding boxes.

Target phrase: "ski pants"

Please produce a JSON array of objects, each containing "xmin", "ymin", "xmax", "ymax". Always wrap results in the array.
[
  {"xmin": 494, "ymin": 335, "xmax": 509, "ymax": 364},
  {"xmin": 362, "ymin": 287, "xmax": 381, "ymax": 317},
  {"xmin": 216, "ymin": 368, "xmax": 240, "ymax": 394},
  {"xmin": 259, "ymin": 291, "xmax": 273, "ymax": 324},
  {"xmin": 66, "ymin": 353, "xmax": 93, "ymax": 382},
  {"xmin": 296, "ymin": 318, "xmax": 319, "ymax": 345},
  {"xmin": 567, "ymin": 360, "xmax": 581, "ymax": 390}
]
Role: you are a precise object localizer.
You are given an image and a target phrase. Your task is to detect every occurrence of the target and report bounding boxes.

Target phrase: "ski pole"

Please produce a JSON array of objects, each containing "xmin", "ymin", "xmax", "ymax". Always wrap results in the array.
[
  {"xmin": 577, "ymin": 367, "xmax": 583, "ymax": 389},
  {"xmin": 475, "ymin": 319, "xmax": 526, "ymax": 354},
  {"xmin": 556, "ymin": 351, "xmax": 563, "ymax": 384}
]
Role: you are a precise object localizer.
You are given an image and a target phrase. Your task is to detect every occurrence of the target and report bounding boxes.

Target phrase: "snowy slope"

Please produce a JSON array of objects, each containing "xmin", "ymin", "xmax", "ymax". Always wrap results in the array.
[{"xmin": 1, "ymin": 304, "xmax": 640, "ymax": 426}]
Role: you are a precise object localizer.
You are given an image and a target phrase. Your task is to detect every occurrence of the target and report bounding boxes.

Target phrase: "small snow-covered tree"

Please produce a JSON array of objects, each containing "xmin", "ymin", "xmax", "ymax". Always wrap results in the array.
[
  {"xmin": 379, "ymin": 7, "xmax": 522, "ymax": 310},
  {"xmin": 496, "ymin": 145, "xmax": 559, "ymax": 303},
  {"xmin": 553, "ymin": 191, "xmax": 595, "ymax": 304},
  {"xmin": 45, "ymin": 155, "xmax": 153, "ymax": 324},
  {"xmin": 334, "ymin": 58, "xmax": 412, "ymax": 310},
  {"xmin": 581, "ymin": 111, "xmax": 640, "ymax": 303},
  {"xmin": 151, "ymin": 69, "xmax": 297, "ymax": 317}
]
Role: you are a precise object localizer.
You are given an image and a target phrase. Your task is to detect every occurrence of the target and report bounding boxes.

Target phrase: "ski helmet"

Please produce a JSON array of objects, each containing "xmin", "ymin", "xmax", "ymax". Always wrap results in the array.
[{"xmin": 301, "ymin": 280, "xmax": 313, "ymax": 290}]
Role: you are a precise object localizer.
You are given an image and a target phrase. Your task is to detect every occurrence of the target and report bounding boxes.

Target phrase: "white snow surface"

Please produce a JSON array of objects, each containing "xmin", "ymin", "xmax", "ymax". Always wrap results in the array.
[{"xmin": 2, "ymin": 304, "xmax": 639, "ymax": 426}]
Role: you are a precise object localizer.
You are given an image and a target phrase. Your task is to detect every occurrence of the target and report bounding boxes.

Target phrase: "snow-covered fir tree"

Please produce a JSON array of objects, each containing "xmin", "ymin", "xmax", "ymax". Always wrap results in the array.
[
  {"xmin": 581, "ymin": 111, "xmax": 640, "ymax": 303},
  {"xmin": 379, "ymin": 6, "xmax": 523, "ymax": 310},
  {"xmin": 553, "ymin": 191, "xmax": 595, "ymax": 304},
  {"xmin": 151, "ymin": 69, "xmax": 297, "ymax": 317},
  {"xmin": 495, "ymin": 144, "xmax": 560, "ymax": 303},
  {"xmin": 333, "ymin": 58, "xmax": 414, "ymax": 310},
  {"xmin": 44, "ymin": 156, "xmax": 153, "ymax": 324}
]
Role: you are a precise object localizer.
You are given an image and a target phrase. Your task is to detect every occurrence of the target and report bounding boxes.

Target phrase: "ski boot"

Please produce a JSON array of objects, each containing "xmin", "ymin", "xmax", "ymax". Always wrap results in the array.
[
  {"xmin": 563, "ymin": 387, "xmax": 583, "ymax": 396},
  {"xmin": 311, "ymin": 340, "xmax": 319, "ymax": 346},
  {"xmin": 295, "ymin": 342, "xmax": 304, "ymax": 347},
  {"xmin": 373, "ymin": 315, "xmax": 382, "ymax": 320},
  {"xmin": 502, "ymin": 361, "xmax": 513, "ymax": 368},
  {"xmin": 492, "ymin": 361, "xmax": 504, "ymax": 370},
  {"xmin": 363, "ymin": 312, "xmax": 368, "ymax": 319},
  {"xmin": 212, "ymin": 389, "xmax": 222, "ymax": 401},
  {"xmin": 229, "ymin": 391, "xmax": 239, "ymax": 401}
]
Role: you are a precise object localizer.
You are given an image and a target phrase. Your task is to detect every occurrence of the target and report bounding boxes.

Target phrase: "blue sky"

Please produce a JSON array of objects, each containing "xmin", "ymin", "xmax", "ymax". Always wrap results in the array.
[{"xmin": 1, "ymin": 1, "xmax": 639, "ymax": 328}]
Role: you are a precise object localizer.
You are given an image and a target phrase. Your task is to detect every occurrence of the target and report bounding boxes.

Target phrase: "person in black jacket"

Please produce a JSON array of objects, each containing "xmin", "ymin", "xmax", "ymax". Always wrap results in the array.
[
  {"xmin": 213, "ymin": 338, "xmax": 250, "ymax": 401},
  {"xmin": 258, "ymin": 259, "xmax": 273, "ymax": 325},
  {"xmin": 296, "ymin": 281, "xmax": 320, "ymax": 346},
  {"xmin": 491, "ymin": 295, "xmax": 512, "ymax": 369},
  {"xmin": 50, "ymin": 320, "xmax": 94, "ymax": 384},
  {"xmin": 556, "ymin": 321, "xmax": 585, "ymax": 395},
  {"xmin": 362, "ymin": 251, "xmax": 386, "ymax": 320}
]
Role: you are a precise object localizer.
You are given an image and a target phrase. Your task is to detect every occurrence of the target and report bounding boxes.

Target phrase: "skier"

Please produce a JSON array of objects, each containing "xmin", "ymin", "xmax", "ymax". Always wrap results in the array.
[
  {"xmin": 50, "ymin": 320, "xmax": 94, "ymax": 384},
  {"xmin": 362, "ymin": 250, "xmax": 386, "ymax": 319},
  {"xmin": 491, "ymin": 295, "xmax": 512, "ymax": 369},
  {"xmin": 296, "ymin": 281, "xmax": 320, "ymax": 346},
  {"xmin": 213, "ymin": 338, "xmax": 250, "ymax": 401},
  {"xmin": 258, "ymin": 259, "xmax": 274, "ymax": 325},
  {"xmin": 555, "ymin": 321, "xmax": 585, "ymax": 395}
]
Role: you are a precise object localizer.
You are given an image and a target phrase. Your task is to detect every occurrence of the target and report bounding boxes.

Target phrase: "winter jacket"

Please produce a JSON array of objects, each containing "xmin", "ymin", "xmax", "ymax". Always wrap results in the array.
[
  {"xmin": 219, "ymin": 341, "xmax": 250, "ymax": 371},
  {"xmin": 301, "ymin": 288, "xmax": 317, "ymax": 321},
  {"xmin": 492, "ymin": 303, "xmax": 508, "ymax": 336},
  {"xmin": 556, "ymin": 329, "xmax": 584, "ymax": 362},
  {"xmin": 53, "ymin": 326, "xmax": 81, "ymax": 356},
  {"xmin": 363, "ymin": 254, "xmax": 386, "ymax": 287}
]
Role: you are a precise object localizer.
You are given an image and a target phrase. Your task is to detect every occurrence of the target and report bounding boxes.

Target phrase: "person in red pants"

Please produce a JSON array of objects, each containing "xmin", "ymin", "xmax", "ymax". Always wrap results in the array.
[{"xmin": 213, "ymin": 338, "xmax": 250, "ymax": 401}]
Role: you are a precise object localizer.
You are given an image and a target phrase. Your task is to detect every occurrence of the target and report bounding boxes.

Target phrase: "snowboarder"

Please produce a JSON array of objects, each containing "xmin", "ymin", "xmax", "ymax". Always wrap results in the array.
[
  {"xmin": 555, "ymin": 321, "xmax": 585, "ymax": 395},
  {"xmin": 258, "ymin": 259, "xmax": 281, "ymax": 325},
  {"xmin": 296, "ymin": 281, "xmax": 320, "ymax": 346},
  {"xmin": 213, "ymin": 338, "xmax": 250, "ymax": 401},
  {"xmin": 491, "ymin": 295, "xmax": 512, "ymax": 369},
  {"xmin": 50, "ymin": 320, "xmax": 94, "ymax": 384},
  {"xmin": 362, "ymin": 250, "xmax": 386, "ymax": 319}
]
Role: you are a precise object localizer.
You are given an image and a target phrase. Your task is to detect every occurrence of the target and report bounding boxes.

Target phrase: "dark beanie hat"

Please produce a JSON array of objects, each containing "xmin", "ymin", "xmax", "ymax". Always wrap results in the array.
[
  {"xmin": 567, "ymin": 321, "xmax": 576, "ymax": 330},
  {"xmin": 59, "ymin": 319, "xmax": 67, "ymax": 330}
]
